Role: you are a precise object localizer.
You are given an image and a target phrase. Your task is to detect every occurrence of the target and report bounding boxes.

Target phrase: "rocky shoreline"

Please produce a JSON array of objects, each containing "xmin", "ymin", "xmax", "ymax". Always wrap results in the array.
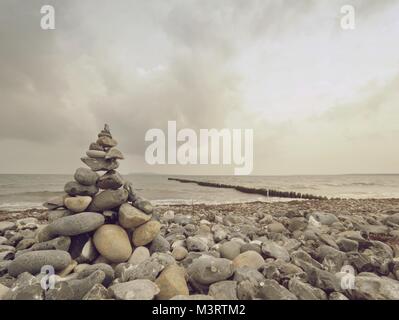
[
  {"xmin": 1, "ymin": 198, "xmax": 399, "ymax": 300},
  {"xmin": 1, "ymin": 125, "xmax": 399, "ymax": 300}
]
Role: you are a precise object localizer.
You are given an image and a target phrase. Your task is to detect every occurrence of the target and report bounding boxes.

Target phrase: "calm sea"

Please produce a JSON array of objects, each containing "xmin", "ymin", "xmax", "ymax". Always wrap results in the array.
[{"xmin": 0, "ymin": 174, "xmax": 398, "ymax": 211}]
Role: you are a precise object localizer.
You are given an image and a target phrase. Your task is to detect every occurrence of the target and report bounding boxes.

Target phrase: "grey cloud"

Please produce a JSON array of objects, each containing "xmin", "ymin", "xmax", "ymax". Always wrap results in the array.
[{"xmin": 0, "ymin": 0, "xmax": 398, "ymax": 173}]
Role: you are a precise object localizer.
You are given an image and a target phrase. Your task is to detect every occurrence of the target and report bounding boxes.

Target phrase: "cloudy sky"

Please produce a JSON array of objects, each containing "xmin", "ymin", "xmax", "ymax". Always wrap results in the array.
[{"xmin": 0, "ymin": 0, "xmax": 398, "ymax": 175}]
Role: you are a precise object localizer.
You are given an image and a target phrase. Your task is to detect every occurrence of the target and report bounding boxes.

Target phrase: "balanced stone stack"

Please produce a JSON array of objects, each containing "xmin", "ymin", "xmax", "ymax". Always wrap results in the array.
[{"xmin": 0, "ymin": 125, "xmax": 168, "ymax": 300}]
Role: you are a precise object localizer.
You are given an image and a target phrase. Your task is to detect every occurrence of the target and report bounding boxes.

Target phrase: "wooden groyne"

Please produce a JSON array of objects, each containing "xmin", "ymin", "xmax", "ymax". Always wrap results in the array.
[{"xmin": 168, "ymin": 178, "xmax": 329, "ymax": 200}]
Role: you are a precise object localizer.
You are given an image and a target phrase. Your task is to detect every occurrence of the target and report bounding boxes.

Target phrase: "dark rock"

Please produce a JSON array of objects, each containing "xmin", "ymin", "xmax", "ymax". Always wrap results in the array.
[
  {"xmin": 81, "ymin": 157, "xmax": 118, "ymax": 172},
  {"xmin": 208, "ymin": 280, "xmax": 238, "ymax": 300},
  {"xmin": 258, "ymin": 279, "xmax": 297, "ymax": 300},
  {"xmin": 64, "ymin": 181, "xmax": 99, "ymax": 197},
  {"xmin": 97, "ymin": 170, "xmax": 124, "ymax": 190},
  {"xmin": 74, "ymin": 168, "xmax": 99, "ymax": 186},
  {"xmin": 88, "ymin": 189, "xmax": 128, "ymax": 212}
]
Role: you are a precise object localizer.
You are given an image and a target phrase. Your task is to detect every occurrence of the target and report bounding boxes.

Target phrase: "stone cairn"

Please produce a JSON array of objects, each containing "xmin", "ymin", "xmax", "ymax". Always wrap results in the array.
[{"xmin": 1, "ymin": 125, "xmax": 189, "ymax": 300}]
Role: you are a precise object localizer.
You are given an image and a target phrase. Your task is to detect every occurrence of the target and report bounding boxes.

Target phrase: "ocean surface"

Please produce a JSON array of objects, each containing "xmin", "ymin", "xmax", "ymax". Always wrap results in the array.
[{"xmin": 0, "ymin": 174, "xmax": 398, "ymax": 211}]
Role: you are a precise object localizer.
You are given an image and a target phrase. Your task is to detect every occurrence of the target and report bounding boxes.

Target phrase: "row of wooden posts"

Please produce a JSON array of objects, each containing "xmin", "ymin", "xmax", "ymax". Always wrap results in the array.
[{"xmin": 168, "ymin": 178, "xmax": 331, "ymax": 200}]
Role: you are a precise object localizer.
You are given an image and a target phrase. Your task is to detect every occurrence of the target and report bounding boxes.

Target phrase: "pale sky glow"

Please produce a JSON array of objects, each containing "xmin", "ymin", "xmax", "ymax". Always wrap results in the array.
[{"xmin": 0, "ymin": 0, "xmax": 398, "ymax": 175}]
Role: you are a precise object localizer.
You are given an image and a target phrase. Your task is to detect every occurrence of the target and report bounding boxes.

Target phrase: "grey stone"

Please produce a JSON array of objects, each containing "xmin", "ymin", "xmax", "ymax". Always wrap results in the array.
[
  {"xmin": 96, "ymin": 136, "xmax": 118, "ymax": 148},
  {"xmin": 261, "ymin": 240, "xmax": 290, "ymax": 262},
  {"xmin": 74, "ymin": 168, "xmax": 99, "ymax": 186},
  {"xmin": 149, "ymin": 235, "xmax": 170, "ymax": 254},
  {"xmin": 307, "ymin": 267, "xmax": 341, "ymax": 293},
  {"xmin": 288, "ymin": 278, "xmax": 327, "ymax": 300},
  {"xmin": 240, "ymin": 243, "xmax": 262, "ymax": 254},
  {"xmin": 83, "ymin": 283, "xmax": 111, "ymax": 300},
  {"xmin": 384, "ymin": 213, "xmax": 399, "ymax": 225},
  {"xmin": 237, "ymin": 280, "xmax": 259, "ymax": 300},
  {"xmin": 97, "ymin": 170, "xmax": 124, "ymax": 190},
  {"xmin": 108, "ymin": 279, "xmax": 160, "ymax": 300},
  {"xmin": 81, "ymin": 157, "xmax": 119, "ymax": 172},
  {"xmin": 219, "ymin": 241, "xmax": 242, "ymax": 260},
  {"xmin": 47, "ymin": 209, "xmax": 72, "ymax": 223},
  {"xmin": 329, "ymin": 292, "xmax": 349, "ymax": 300},
  {"xmin": 186, "ymin": 237, "xmax": 208, "ymax": 252},
  {"xmin": 8, "ymin": 250, "xmax": 72, "ymax": 277},
  {"xmin": 31, "ymin": 236, "xmax": 71, "ymax": 252},
  {"xmin": 172, "ymin": 246, "xmax": 188, "ymax": 261},
  {"xmin": 45, "ymin": 212, "xmax": 104, "ymax": 238},
  {"xmin": 16, "ymin": 238, "xmax": 37, "ymax": 251},
  {"xmin": 308, "ymin": 212, "xmax": 339, "ymax": 226},
  {"xmin": 349, "ymin": 275, "xmax": 399, "ymax": 300},
  {"xmin": 89, "ymin": 143, "xmax": 105, "ymax": 151},
  {"xmin": 187, "ymin": 256, "xmax": 234, "ymax": 285},
  {"xmin": 233, "ymin": 266, "xmax": 265, "ymax": 285},
  {"xmin": 0, "ymin": 222, "xmax": 16, "ymax": 234},
  {"xmin": 122, "ymin": 259, "xmax": 164, "ymax": 282},
  {"xmin": 208, "ymin": 280, "xmax": 238, "ymax": 300},
  {"xmin": 86, "ymin": 150, "xmax": 106, "ymax": 158},
  {"xmin": 64, "ymin": 181, "xmax": 99, "ymax": 197},
  {"xmin": 66, "ymin": 270, "xmax": 106, "ymax": 300},
  {"xmin": 10, "ymin": 283, "xmax": 44, "ymax": 300},
  {"xmin": 128, "ymin": 246, "xmax": 150, "ymax": 265},
  {"xmin": 43, "ymin": 196, "xmax": 65, "ymax": 210},
  {"xmin": 337, "ymin": 238, "xmax": 359, "ymax": 252},
  {"xmin": 118, "ymin": 203, "xmax": 151, "ymax": 229},
  {"xmin": 0, "ymin": 283, "xmax": 10, "ymax": 300},
  {"xmin": 45, "ymin": 281, "xmax": 75, "ymax": 300},
  {"xmin": 258, "ymin": 279, "xmax": 298, "ymax": 300},
  {"xmin": 77, "ymin": 263, "xmax": 114, "ymax": 287},
  {"xmin": 288, "ymin": 217, "xmax": 308, "ymax": 232},
  {"xmin": 132, "ymin": 197, "xmax": 154, "ymax": 214},
  {"xmin": 345, "ymin": 252, "xmax": 374, "ymax": 273},
  {"xmin": 88, "ymin": 189, "xmax": 128, "ymax": 212},
  {"xmin": 105, "ymin": 148, "xmax": 124, "ymax": 160}
]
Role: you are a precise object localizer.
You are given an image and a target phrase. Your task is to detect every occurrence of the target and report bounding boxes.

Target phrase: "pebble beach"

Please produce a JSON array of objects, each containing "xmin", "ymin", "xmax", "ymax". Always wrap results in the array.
[
  {"xmin": 1, "ymin": 198, "xmax": 399, "ymax": 300},
  {"xmin": 1, "ymin": 125, "xmax": 399, "ymax": 300}
]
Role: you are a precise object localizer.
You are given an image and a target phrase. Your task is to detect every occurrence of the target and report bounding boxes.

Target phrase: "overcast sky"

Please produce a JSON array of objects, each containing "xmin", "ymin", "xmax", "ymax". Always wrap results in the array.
[{"xmin": 0, "ymin": 0, "xmax": 398, "ymax": 175}]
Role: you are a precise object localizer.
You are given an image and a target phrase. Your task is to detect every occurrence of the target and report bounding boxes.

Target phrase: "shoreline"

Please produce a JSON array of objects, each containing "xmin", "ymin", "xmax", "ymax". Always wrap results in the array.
[{"xmin": 2, "ymin": 198, "xmax": 399, "ymax": 222}]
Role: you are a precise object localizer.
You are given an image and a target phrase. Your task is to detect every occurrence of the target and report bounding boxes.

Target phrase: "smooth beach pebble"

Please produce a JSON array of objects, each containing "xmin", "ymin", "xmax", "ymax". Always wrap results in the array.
[
  {"xmin": 187, "ymin": 256, "xmax": 234, "ymax": 285},
  {"xmin": 46, "ymin": 212, "xmax": 105, "ymax": 237},
  {"xmin": 8, "ymin": 250, "xmax": 72, "ymax": 277},
  {"xmin": 97, "ymin": 170, "xmax": 124, "ymax": 190},
  {"xmin": 64, "ymin": 196, "xmax": 92, "ymax": 213},
  {"xmin": 93, "ymin": 224, "xmax": 132, "ymax": 263},
  {"xmin": 119, "ymin": 203, "xmax": 151, "ymax": 229},
  {"xmin": 232, "ymin": 250, "xmax": 265, "ymax": 270},
  {"xmin": 88, "ymin": 189, "xmax": 128, "ymax": 212},
  {"xmin": 74, "ymin": 167, "xmax": 99, "ymax": 186},
  {"xmin": 128, "ymin": 246, "xmax": 150, "ymax": 265},
  {"xmin": 132, "ymin": 220, "xmax": 161, "ymax": 247},
  {"xmin": 108, "ymin": 279, "xmax": 160, "ymax": 300},
  {"xmin": 64, "ymin": 181, "xmax": 99, "ymax": 197},
  {"xmin": 155, "ymin": 265, "xmax": 189, "ymax": 300}
]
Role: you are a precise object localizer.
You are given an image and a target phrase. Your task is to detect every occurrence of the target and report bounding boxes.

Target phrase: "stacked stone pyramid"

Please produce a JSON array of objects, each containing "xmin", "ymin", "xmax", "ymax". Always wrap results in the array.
[{"xmin": 4, "ymin": 125, "xmax": 172, "ymax": 300}]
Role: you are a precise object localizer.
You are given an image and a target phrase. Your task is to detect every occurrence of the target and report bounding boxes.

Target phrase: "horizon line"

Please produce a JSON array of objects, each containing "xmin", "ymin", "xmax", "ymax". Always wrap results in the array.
[{"xmin": 0, "ymin": 172, "xmax": 398, "ymax": 176}]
